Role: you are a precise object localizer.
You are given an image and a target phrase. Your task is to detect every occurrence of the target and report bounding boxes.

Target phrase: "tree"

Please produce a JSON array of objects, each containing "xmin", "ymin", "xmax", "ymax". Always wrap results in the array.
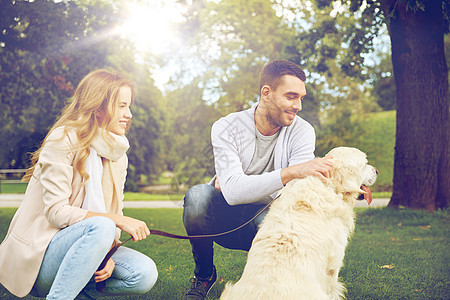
[
  {"xmin": 298, "ymin": 0, "xmax": 449, "ymax": 210},
  {"xmin": 0, "ymin": 0, "xmax": 166, "ymax": 191},
  {"xmin": 378, "ymin": 0, "xmax": 449, "ymax": 211},
  {"xmin": 173, "ymin": 0, "xmax": 292, "ymax": 114},
  {"xmin": 0, "ymin": 0, "xmax": 115, "ymax": 168},
  {"xmin": 163, "ymin": 79, "xmax": 220, "ymax": 188}
]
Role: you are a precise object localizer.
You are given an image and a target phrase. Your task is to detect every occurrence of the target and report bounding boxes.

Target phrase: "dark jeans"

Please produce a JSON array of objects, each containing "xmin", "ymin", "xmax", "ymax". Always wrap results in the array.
[{"xmin": 182, "ymin": 184, "xmax": 268, "ymax": 279}]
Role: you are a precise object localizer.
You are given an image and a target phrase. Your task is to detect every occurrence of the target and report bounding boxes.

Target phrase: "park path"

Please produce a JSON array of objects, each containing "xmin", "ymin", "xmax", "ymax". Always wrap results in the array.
[{"xmin": 0, "ymin": 194, "xmax": 389, "ymax": 208}]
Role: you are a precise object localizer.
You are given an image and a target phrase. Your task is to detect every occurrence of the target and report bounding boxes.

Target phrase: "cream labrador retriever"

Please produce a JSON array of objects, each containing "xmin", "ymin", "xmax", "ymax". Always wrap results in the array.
[{"xmin": 220, "ymin": 147, "xmax": 378, "ymax": 300}]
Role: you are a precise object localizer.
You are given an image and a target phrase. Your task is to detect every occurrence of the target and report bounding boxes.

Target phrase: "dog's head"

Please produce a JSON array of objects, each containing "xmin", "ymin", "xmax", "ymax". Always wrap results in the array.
[{"xmin": 326, "ymin": 147, "xmax": 378, "ymax": 204}]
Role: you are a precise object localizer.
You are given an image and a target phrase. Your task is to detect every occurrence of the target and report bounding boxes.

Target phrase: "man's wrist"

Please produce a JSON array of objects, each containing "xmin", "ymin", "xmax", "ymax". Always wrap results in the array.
[{"xmin": 280, "ymin": 166, "xmax": 294, "ymax": 186}]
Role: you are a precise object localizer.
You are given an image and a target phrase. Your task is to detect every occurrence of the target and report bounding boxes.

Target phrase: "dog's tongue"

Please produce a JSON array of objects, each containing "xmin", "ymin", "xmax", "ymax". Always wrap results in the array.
[{"xmin": 362, "ymin": 185, "xmax": 373, "ymax": 205}]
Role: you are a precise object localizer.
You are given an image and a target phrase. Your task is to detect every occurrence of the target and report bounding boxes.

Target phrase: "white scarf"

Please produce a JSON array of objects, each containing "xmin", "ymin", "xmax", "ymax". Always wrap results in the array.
[{"xmin": 82, "ymin": 129, "xmax": 129, "ymax": 213}]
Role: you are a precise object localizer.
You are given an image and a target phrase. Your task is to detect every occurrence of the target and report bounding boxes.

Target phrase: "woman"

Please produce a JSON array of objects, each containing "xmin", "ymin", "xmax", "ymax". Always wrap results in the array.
[{"xmin": 0, "ymin": 69, "xmax": 158, "ymax": 299}]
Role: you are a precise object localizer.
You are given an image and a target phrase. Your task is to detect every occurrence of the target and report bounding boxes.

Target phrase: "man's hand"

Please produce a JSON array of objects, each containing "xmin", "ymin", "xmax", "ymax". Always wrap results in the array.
[
  {"xmin": 214, "ymin": 178, "xmax": 222, "ymax": 192},
  {"xmin": 281, "ymin": 156, "xmax": 334, "ymax": 185},
  {"xmin": 94, "ymin": 257, "xmax": 115, "ymax": 283}
]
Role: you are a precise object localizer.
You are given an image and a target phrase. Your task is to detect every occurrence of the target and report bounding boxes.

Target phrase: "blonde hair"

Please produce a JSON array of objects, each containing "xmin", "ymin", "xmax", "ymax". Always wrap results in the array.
[{"xmin": 23, "ymin": 69, "xmax": 135, "ymax": 182}]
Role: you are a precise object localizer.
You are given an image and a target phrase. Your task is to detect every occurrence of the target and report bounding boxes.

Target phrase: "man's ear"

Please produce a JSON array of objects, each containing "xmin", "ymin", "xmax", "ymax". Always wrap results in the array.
[{"xmin": 261, "ymin": 85, "xmax": 271, "ymax": 101}]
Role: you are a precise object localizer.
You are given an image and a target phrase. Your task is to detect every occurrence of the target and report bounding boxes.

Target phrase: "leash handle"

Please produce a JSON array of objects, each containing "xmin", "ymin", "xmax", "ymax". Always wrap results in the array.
[{"xmin": 95, "ymin": 236, "xmax": 133, "ymax": 292}]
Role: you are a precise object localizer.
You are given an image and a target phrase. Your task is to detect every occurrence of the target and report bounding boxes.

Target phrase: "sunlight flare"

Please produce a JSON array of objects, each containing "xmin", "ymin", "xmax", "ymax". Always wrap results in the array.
[{"xmin": 116, "ymin": 1, "xmax": 185, "ymax": 55}]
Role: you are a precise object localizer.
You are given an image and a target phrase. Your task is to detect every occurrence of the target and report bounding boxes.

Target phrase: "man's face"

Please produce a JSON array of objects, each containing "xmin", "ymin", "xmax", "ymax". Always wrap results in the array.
[{"xmin": 265, "ymin": 75, "xmax": 306, "ymax": 128}]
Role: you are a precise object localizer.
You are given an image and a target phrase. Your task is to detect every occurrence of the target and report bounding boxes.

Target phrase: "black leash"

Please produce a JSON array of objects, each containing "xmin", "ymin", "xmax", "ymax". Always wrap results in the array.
[
  {"xmin": 95, "ymin": 236, "xmax": 133, "ymax": 292},
  {"xmin": 96, "ymin": 193, "xmax": 280, "ymax": 291},
  {"xmin": 150, "ymin": 193, "xmax": 279, "ymax": 240}
]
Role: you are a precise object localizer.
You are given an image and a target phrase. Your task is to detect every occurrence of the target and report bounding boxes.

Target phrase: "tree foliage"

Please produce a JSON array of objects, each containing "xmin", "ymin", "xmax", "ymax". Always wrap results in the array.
[
  {"xmin": 1, "ymin": 0, "xmax": 113, "ymax": 168},
  {"xmin": 163, "ymin": 79, "xmax": 220, "ymax": 188},
  {"xmin": 172, "ymin": 0, "xmax": 292, "ymax": 113},
  {"xmin": 0, "ymin": 0, "xmax": 165, "ymax": 190}
]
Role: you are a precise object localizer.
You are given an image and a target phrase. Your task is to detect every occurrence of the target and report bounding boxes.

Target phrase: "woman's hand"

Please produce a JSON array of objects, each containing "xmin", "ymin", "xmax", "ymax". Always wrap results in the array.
[
  {"xmin": 94, "ymin": 257, "xmax": 115, "ymax": 283},
  {"xmin": 84, "ymin": 212, "xmax": 150, "ymax": 242},
  {"xmin": 115, "ymin": 215, "xmax": 150, "ymax": 241}
]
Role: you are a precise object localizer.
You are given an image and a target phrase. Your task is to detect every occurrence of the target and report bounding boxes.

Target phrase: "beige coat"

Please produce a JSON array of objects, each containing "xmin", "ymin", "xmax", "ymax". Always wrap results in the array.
[{"xmin": 0, "ymin": 127, "xmax": 128, "ymax": 297}]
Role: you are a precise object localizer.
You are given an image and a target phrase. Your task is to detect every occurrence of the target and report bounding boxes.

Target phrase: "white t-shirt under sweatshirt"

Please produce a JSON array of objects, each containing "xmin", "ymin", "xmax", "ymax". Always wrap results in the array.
[{"xmin": 210, "ymin": 102, "xmax": 316, "ymax": 205}]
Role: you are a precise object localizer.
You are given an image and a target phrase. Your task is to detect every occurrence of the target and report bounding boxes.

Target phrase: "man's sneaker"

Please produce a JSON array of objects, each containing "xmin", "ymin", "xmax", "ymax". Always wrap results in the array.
[{"xmin": 183, "ymin": 267, "xmax": 217, "ymax": 300}]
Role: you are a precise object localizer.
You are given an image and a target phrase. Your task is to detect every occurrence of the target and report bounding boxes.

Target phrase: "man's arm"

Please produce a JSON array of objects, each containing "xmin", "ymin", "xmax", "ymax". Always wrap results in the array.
[
  {"xmin": 281, "ymin": 156, "xmax": 334, "ymax": 185},
  {"xmin": 280, "ymin": 121, "xmax": 333, "ymax": 184},
  {"xmin": 211, "ymin": 119, "xmax": 284, "ymax": 205},
  {"xmin": 211, "ymin": 115, "xmax": 332, "ymax": 205}
]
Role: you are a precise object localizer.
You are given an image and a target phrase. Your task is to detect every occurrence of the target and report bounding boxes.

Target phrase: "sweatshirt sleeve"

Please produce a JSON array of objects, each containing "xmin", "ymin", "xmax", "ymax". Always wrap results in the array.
[
  {"xmin": 287, "ymin": 119, "xmax": 316, "ymax": 166},
  {"xmin": 211, "ymin": 119, "xmax": 284, "ymax": 206},
  {"xmin": 37, "ymin": 128, "xmax": 87, "ymax": 228}
]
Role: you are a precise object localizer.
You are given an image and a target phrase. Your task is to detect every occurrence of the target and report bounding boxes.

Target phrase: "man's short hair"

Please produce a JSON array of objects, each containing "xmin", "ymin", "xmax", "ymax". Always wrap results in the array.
[{"xmin": 259, "ymin": 60, "xmax": 306, "ymax": 92}]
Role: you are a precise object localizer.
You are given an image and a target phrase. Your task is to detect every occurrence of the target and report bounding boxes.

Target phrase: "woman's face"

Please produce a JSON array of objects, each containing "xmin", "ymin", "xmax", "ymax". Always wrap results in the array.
[{"xmin": 106, "ymin": 86, "xmax": 133, "ymax": 135}]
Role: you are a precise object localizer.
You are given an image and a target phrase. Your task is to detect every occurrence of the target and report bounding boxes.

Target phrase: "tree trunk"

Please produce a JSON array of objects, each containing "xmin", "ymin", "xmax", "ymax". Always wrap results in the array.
[{"xmin": 380, "ymin": 0, "xmax": 449, "ymax": 211}]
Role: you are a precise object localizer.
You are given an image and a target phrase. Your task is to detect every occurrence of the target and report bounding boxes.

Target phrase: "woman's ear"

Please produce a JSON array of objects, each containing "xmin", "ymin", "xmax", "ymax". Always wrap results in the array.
[{"xmin": 95, "ymin": 110, "xmax": 105, "ymax": 125}]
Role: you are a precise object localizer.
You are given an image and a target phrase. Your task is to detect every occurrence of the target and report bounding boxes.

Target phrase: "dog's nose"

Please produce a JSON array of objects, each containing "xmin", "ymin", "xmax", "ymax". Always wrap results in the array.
[{"xmin": 375, "ymin": 168, "xmax": 379, "ymax": 174}]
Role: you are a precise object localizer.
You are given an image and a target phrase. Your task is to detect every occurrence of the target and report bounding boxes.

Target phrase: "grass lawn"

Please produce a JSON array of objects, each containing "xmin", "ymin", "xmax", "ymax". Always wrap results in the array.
[
  {"xmin": 0, "ymin": 182, "xmax": 185, "ymax": 201},
  {"xmin": 0, "ymin": 207, "xmax": 448, "ymax": 299},
  {"xmin": 123, "ymin": 192, "xmax": 184, "ymax": 201},
  {"xmin": 0, "ymin": 182, "xmax": 28, "ymax": 194}
]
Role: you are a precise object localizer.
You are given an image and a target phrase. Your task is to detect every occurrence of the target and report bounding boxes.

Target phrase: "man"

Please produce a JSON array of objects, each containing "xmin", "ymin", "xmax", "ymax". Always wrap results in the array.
[{"xmin": 182, "ymin": 60, "xmax": 333, "ymax": 299}]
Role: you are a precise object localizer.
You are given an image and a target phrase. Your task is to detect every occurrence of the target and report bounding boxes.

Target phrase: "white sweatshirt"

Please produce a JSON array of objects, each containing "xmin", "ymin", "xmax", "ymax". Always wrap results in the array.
[{"xmin": 211, "ymin": 102, "xmax": 316, "ymax": 205}]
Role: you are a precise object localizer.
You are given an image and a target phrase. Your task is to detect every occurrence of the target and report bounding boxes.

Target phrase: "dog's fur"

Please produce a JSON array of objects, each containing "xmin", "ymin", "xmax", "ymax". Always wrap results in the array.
[{"xmin": 220, "ymin": 147, "xmax": 378, "ymax": 300}]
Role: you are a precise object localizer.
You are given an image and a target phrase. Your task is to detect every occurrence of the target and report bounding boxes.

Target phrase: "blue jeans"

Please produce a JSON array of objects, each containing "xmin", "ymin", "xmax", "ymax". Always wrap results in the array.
[
  {"xmin": 183, "ymin": 184, "xmax": 267, "ymax": 279},
  {"xmin": 32, "ymin": 216, "xmax": 158, "ymax": 299}
]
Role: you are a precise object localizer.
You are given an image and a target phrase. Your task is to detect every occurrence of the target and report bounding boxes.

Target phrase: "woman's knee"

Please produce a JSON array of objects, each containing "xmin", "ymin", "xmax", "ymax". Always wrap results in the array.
[
  {"xmin": 85, "ymin": 216, "xmax": 116, "ymax": 246},
  {"xmin": 116, "ymin": 250, "xmax": 158, "ymax": 294},
  {"xmin": 134, "ymin": 257, "xmax": 158, "ymax": 293}
]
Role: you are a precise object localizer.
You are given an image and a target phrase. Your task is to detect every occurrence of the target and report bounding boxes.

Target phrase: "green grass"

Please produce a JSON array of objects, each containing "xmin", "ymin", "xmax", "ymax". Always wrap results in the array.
[
  {"xmin": 0, "ymin": 183, "xmax": 184, "ymax": 201},
  {"xmin": 371, "ymin": 191, "xmax": 392, "ymax": 199},
  {"xmin": 124, "ymin": 192, "xmax": 184, "ymax": 201},
  {"xmin": 0, "ymin": 207, "xmax": 448, "ymax": 299},
  {"xmin": 0, "ymin": 182, "xmax": 28, "ymax": 194}
]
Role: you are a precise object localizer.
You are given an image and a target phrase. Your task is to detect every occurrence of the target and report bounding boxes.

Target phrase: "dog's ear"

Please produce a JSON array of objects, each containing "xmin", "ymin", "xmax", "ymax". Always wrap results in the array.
[{"xmin": 330, "ymin": 159, "xmax": 364, "ymax": 195}]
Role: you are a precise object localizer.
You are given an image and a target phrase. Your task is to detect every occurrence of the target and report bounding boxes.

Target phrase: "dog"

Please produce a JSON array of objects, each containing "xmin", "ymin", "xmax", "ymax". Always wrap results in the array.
[{"xmin": 220, "ymin": 147, "xmax": 378, "ymax": 300}]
